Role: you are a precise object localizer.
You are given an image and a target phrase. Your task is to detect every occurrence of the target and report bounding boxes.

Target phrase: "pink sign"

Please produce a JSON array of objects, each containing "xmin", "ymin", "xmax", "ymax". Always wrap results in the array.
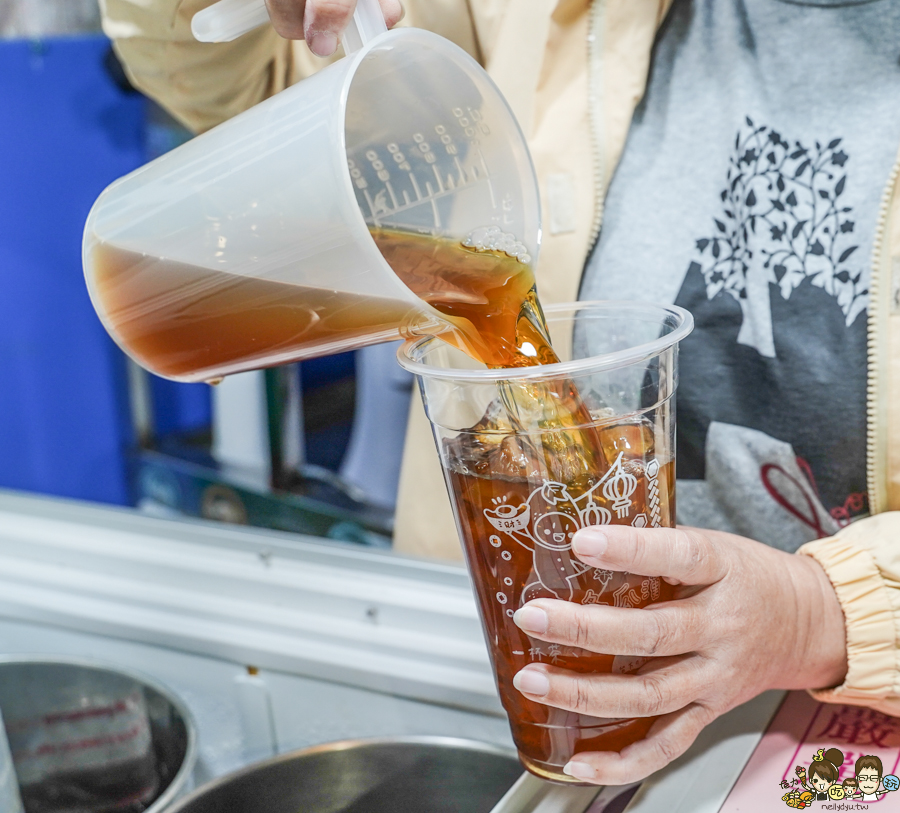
[{"xmin": 722, "ymin": 692, "xmax": 900, "ymax": 810}]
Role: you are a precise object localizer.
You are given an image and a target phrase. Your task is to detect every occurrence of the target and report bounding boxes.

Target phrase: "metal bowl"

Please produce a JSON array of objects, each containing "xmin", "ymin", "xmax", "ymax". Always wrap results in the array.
[
  {"xmin": 0, "ymin": 656, "xmax": 197, "ymax": 813},
  {"xmin": 168, "ymin": 736, "xmax": 523, "ymax": 813}
]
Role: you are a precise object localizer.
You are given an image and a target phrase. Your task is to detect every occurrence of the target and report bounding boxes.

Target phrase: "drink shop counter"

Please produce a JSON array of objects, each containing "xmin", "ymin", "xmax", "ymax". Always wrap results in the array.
[{"xmin": 0, "ymin": 489, "xmax": 787, "ymax": 812}]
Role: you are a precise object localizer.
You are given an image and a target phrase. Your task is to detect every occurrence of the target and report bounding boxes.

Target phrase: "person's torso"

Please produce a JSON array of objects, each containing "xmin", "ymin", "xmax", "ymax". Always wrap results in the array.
[{"xmin": 580, "ymin": 0, "xmax": 900, "ymax": 550}]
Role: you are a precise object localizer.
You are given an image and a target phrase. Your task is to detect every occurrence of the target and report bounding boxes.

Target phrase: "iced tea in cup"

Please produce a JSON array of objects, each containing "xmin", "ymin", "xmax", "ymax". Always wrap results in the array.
[{"xmin": 398, "ymin": 300, "xmax": 693, "ymax": 784}]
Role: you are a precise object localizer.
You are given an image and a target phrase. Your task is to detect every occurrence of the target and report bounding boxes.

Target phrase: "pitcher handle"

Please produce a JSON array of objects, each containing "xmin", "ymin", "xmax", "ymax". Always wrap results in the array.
[
  {"xmin": 341, "ymin": 0, "xmax": 388, "ymax": 53},
  {"xmin": 192, "ymin": 0, "xmax": 387, "ymax": 51}
]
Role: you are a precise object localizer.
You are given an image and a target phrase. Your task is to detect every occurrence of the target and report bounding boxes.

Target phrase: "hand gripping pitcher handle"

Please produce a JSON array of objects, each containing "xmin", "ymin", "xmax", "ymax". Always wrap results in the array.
[{"xmin": 191, "ymin": 0, "xmax": 387, "ymax": 50}]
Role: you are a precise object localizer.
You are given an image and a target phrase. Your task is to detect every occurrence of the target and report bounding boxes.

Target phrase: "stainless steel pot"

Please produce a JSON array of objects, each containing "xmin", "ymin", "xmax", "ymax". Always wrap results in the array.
[
  {"xmin": 167, "ymin": 736, "xmax": 524, "ymax": 813},
  {"xmin": 0, "ymin": 656, "xmax": 197, "ymax": 813}
]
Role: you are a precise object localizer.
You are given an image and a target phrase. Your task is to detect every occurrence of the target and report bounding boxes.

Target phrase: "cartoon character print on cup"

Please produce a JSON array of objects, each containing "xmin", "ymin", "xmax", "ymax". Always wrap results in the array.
[{"xmin": 483, "ymin": 452, "xmax": 644, "ymax": 604}]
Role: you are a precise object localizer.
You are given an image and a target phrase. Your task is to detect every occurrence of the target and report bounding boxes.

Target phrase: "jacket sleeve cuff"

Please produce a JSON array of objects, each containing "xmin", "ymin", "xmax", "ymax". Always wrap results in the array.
[{"xmin": 798, "ymin": 516, "xmax": 900, "ymax": 716}]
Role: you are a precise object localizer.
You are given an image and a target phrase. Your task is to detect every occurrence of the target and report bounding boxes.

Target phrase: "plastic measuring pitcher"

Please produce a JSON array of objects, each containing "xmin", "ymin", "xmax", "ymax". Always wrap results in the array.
[{"xmin": 82, "ymin": 0, "xmax": 540, "ymax": 384}]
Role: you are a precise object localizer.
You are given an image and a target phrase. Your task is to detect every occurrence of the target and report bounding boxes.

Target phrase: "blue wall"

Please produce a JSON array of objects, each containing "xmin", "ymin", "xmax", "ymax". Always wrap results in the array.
[{"xmin": 0, "ymin": 37, "xmax": 145, "ymax": 504}]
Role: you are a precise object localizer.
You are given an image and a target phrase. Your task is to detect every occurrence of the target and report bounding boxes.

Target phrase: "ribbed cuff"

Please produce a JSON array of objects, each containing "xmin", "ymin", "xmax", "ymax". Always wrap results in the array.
[{"xmin": 798, "ymin": 531, "xmax": 898, "ymax": 708}]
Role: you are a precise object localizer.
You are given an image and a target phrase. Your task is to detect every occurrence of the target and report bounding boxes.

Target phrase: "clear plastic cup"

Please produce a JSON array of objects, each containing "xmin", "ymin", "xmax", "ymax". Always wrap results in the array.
[
  {"xmin": 82, "ymin": 11, "xmax": 539, "ymax": 383},
  {"xmin": 398, "ymin": 300, "xmax": 693, "ymax": 783}
]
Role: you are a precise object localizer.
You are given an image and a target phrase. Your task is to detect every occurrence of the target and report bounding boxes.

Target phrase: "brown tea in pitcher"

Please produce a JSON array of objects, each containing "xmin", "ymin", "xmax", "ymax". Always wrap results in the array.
[
  {"xmin": 89, "ymin": 228, "xmax": 553, "ymax": 381},
  {"xmin": 90, "ymin": 242, "xmax": 421, "ymax": 381}
]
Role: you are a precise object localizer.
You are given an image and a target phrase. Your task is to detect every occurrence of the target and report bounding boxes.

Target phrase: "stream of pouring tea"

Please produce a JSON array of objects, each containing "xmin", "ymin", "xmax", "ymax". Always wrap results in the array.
[{"xmin": 90, "ymin": 227, "xmax": 605, "ymax": 477}]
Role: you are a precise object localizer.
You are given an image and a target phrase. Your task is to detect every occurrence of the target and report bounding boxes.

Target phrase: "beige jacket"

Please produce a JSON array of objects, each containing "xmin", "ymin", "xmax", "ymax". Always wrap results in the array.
[{"xmin": 102, "ymin": 0, "xmax": 900, "ymax": 715}]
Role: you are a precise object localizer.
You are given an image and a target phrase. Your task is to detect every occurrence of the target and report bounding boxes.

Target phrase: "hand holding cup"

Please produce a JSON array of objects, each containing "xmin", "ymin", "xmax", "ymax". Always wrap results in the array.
[{"xmin": 512, "ymin": 525, "xmax": 849, "ymax": 784}]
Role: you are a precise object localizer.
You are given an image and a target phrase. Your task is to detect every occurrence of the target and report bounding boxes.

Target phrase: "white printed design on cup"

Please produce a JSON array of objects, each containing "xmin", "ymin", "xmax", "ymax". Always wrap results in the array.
[
  {"xmin": 645, "ymin": 458, "xmax": 662, "ymax": 528},
  {"xmin": 602, "ymin": 456, "xmax": 639, "ymax": 519},
  {"xmin": 483, "ymin": 452, "xmax": 638, "ymax": 603},
  {"xmin": 612, "ymin": 577, "xmax": 662, "ymax": 608}
]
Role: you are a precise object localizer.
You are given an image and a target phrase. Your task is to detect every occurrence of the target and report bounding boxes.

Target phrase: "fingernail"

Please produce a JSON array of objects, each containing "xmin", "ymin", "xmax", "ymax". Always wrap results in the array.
[
  {"xmin": 563, "ymin": 760, "xmax": 596, "ymax": 781},
  {"xmin": 307, "ymin": 29, "xmax": 338, "ymax": 56},
  {"xmin": 513, "ymin": 667, "xmax": 550, "ymax": 697},
  {"xmin": 572, "ymin": 529, "xmax": 608, "ymax": 558},
  {"xmin": 513, "ymin": 605, "xmax": 548, "ymax": 634}
]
